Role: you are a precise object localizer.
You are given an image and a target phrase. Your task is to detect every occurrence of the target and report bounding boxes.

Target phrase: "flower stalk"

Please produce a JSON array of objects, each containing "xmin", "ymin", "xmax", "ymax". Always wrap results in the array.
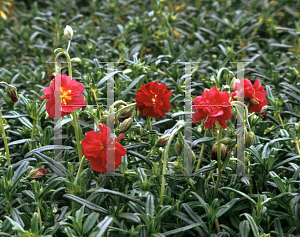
[
  {"xmin": 213, "ymin": 124, "xmax": 223, "ymax": 200},
  {"xmin": 196, "ymin": 130, "xmax": 206, "ymax": 171},
  {"xmin": 160, "ymin": 121, "xmax": 185, "ymax": 205},
  {"xmin": 0, "ymin": 109, "xmax": 10, "ymax": 166}
]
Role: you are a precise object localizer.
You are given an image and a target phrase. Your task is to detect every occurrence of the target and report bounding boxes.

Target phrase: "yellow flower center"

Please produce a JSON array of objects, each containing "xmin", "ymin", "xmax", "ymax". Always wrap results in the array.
[
  {"xmin": 61, "ymin": 88, "xmax": 72, "ymax": 105},
  {"xmin": 150, "ymin": 90, "xmax": 157, "ymax": 104}
]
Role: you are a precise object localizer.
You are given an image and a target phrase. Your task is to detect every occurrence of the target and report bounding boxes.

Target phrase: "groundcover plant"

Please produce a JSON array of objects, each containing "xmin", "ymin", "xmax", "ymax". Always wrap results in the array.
[{"xmin": 0, "ymin": 0, "xmax": 300, "ymax": 236}]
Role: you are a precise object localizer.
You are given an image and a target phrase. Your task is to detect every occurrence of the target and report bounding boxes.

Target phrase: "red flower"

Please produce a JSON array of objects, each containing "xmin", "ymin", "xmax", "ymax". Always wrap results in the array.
[
  {"xmin": 134, "ymin": 81, "xmax": 172, "ymax": 118},
  {"xmin": 40, "ymin": 74, "xmax": 86, "ymax": 118},
  {"xmin": 81, "ymin": 124, "xmax": 127, "ymax": 173},
  {"xmin": 231, "ymin": 78, "xmax": 268, "ymax": 113},
  {"xmin": 192, "ymin": 87, "xmax": 231, "ymax": 132}
]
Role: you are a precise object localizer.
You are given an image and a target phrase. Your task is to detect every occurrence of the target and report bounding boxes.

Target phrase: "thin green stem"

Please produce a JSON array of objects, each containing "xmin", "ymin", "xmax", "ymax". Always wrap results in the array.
[
  {"xmin": 296, "ymin": 141, "xmax": 300, "ymax": 156},
  {"xmin": 213, "ymin": 125, "xmax": 223, "ymax": 200},
  {"xmin": 277, "ymin": 111, "xmax": 283, "ymax": 125},
  {"xmin": 0, "ymin": 109, "xmax": 10, "ymax": 166},
  {"xmin": 196, "ymin": 130, "xmax": 206, "ymax": 171},
  {"xmin": 73, "ymin": 111, "xmax": 84, "ymax": 179},
  {"xmin": 160, "ymin": 121, "xmax": 185, "ymax": 206},
  {"xmin": 147, "ymin": 116, "xmax": 152, "ymax": 132},
  {"xmin": 37, "ymin": 205, "xmax": 42, "ymax": 228},
  {"xmin": 30, "ymin": 119, "xmax": 37, "ymax": 151},
  {"xmin": 213, "ymin": 124, "xmax": 223, "ymax": 233},
  {"xmin": 55, "ymin": 50, "xmax": 72, "ymax": 79},
  {"xmin": 66, "ymin": 38, "xmax": 72, "ymax": 53}
]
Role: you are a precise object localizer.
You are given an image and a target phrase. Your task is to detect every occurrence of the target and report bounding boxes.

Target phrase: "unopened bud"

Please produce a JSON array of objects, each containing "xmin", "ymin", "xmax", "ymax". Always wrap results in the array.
[
  {"xmin": 230, "ymin": 77, "xmax": 237, "ymax": 93},
  {"xmin": 64, "ymin": 25, "xmax": 73, "ymax": 38},
  {"xmin": 250, "ymin": 98, "xmax": 259, "ymax": 105},
  {"xmin": 210, "ymin": 143, "xmax": 228, "ymax": 161},
  {"xmin": 156, "ymin": 134, "xmax": 171, "ymax": 147},
  {"xmin": 220, "ymin": 137, "xmax": 231, "ymax": 145},
  {"xmin": 118, "ymin": 105, "xmax": 134, "ymax": 119},
  {"xmin": 137, "ymin": 125, "xmax": 143, "ymax": 135},
  {"xmin": 255, "ymin": 105, "xmax": 268, "ymax": 119},
  {"xmin": 28, "ymin": 168, "xmax": 47, "ymax": 180},
  {"xmin": 291, "ymin": 67, "xmax": 299, "ymax": 77},
  {"xmin": 119, "ymin": 118, "xmax": 133, "ymax": 133},
  {"xmin": 222, "ymin": 85, "xmax": 230, "ymax": 93},
  {"xmin": 6, "ymin": 85, "xmax": 18, "ymax": 103},
  {"xmin": 175, "ymin": 140, "xmax": 184, "ymax": 155},
  {"xmin": 245, "ymin": 131, "xmax": 255, "ymax": 148}
]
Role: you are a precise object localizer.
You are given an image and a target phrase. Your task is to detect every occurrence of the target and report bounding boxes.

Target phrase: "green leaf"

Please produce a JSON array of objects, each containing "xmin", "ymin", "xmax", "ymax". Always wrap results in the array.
[
  {"xmin": 31, "ymin": 212, "xmax": 39, "ymax": 234},
  {"xmin": 274, "ymin": 218, "xmax": 283, "ymax": 236},
  {"xmin": 220, "ymin": 52, "xmax": 236, "ymax": 68},
  {"xmin": 146, "ymin": 194, "xmax": 155, "ymax": 218},
  {"xmin": 97, "ymin": 71, "xmax": 122, "ymax": 88},
  {"xmin": 83, "ymin": 213, "xmax": 100, "ymax": 235},
  {"xmin": 190, "ymin": 192, "xmax": 209, "ymax": 215},
  {"xmin": 220, "ymin": 187, "xmax": 256, "ymax": 205},
  {"xmin": 30, "ymin": 151, "xmax": 66, "ymax": 177},
  {"xmin": 63, "ymin": 194, "xmax": 108, "ymax": 214},
  {"xmin": 39, "ymin": 177, "xmax": 65, "ymax": 200},
  {"xmin": 118, "ymin": 213, "xmax": 141, "ymax": 223},
  {"xmin": 273, "ymin": 155, "xmax": 300, "ymax": 169},
  {"xmin": 215, "ymin": 198, "xmax": 239, "ymax": 218},
  {"xmin": 192, "ymin": 137, "xmax": 215, "ymax": 147},
  {"xmin": 89, "ymin": 216, "xmax": 114, "ymax": 237},
  {"xmin": 12, "ymin": 161, "xmax": 29, "ymax": 186},
  {"xmin": 269, "ymin": 171, "xmax": 286, "ymax": 193},
  {"xmin": 5, "ymin": 216, "xmax": 26, "ymax": 233},
  {"xmin": 127, "ymin": 150, "xmax": 153, "ymax": 169},
  {"xmin": 241, "ymin": 213, "xmax": 259, "ymax": 237},
  {"xmin": 155, "ymin": 205, "xmax": 172, "ymax": 220},
  {"xmin": 95, "ymin": 188, "xmax": 146, "ymax": 206},
  {"xmin": 25, "ymin": 145, "xmax": 74, "ymax": 158},
  {"xmin": 163, "ymin": 222, "xmax": 207, "ymax": 236},
  {"xmin": 239, "ymin": 220, "xmax": 250, "ymax": 237},
  {"xmin": 121, "ymin": 75, "xmax": 145, "ymax": 99}
]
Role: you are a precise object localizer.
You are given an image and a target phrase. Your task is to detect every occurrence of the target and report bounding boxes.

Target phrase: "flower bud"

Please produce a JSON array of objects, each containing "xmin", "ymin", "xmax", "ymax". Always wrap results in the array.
[
  {"xmin": 175, "ymin": 140, "xmax": 184, "ymax": 155},
  {"xmin": 250, "ymin": 98, "xmax": 259, "ymax": 105},
  {"xmin": 222, "ymin": 85, "xmax": 230, "ymax": 93},
  {"xmin": 220, "ymin": 137, "xmax": 231, "ymax": 145},
  {"xmin": 64, "ymin": 25, "xmax": 73, "ymax": 38},
  {"xmin": 6, "ymin": 85, "xmax": 18, "ymax": 103},
  {"xmin": 156, "ymin": 134, "xmax": 171, "ymax": 147},
  {"xmin": 230, "ymin": 77, "xmax": 237, "ymax": 93},
  {"xmin": 137, "ymin": 124, "xmax": 143, "ymax": 135},
  {"xmin": 118, "ymin": 105, "xmax": 134, "ymax": 119},
  {"xmin": 119, "ymin": 118, "xmax": 133, "ymax": 133},
  {"xmin": 245, "ymin": 130, "xmax": 255, "ymax": 148},
  {"xmin": 28, "ymin": 168, "xmax": 47, "ymax": 180},
  {"xmin": 210, "ymin": 143, "xmax": 228, "ymax": 161},
  {"xmin": 255, "ymin": 105, "xmax": 268, "ymax": 119}
]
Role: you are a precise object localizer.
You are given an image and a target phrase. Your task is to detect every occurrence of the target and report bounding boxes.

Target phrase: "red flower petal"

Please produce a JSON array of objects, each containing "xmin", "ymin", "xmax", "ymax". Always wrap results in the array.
[
  {"xmin": 40, "ymin": 74, "xmax": 86, "ymax": 118},
  {"xmin": 231, "ymin": 78, "xmax": 268, "ymax": 113},
  {"xmin": 82, "ymin": 124, "xmax": 127, "ymax": 173},
  {"xmin": 192, "ymin": 87, "xmax": 231, "ymax": 131},
  {"xmin": 134, "ymin": 81, "xmax": 172, "ymax": 118}
]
